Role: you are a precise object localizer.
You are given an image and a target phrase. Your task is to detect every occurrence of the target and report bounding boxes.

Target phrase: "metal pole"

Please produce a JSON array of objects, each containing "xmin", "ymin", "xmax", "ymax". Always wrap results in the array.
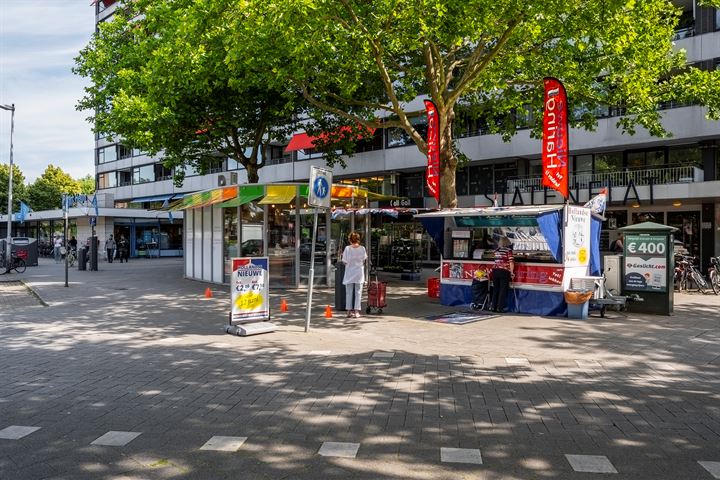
[
  {"xmin": 63, "ymin": 194, "xmax": 68, "ymax": 287},
  {"xmin": 1, "ymin": 104, "xmax": 15, "ymax": 262},
  {"xmin": 304, "ymin": 208, "xmax": 319, "ymax": 332}
]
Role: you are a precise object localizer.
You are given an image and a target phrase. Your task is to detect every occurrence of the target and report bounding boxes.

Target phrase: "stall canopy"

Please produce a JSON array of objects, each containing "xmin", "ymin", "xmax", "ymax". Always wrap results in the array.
[
  {"xmin": 215, "ymin": 184, "xmax": 264, "ymax": 208},
  {"xmin": 180, "ymin": 186, "xmax": 237, "ymax": 209},
  {"xmin": 415, "ymin": 205, "xmax": 564, "ymax": 259},
  {"xmin": 284, "ymin": 126, "xmax": 377, "ymax": 153},
  {"xmin": 258, "ymin": 185, "xmax": 297, "ymax": 205}
]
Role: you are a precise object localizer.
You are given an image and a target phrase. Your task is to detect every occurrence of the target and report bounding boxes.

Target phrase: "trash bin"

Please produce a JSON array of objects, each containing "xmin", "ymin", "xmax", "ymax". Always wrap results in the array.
[
  {"xmin": 78, "ymin": 247, "xmax": 87, "ymax": 271},
  {"xmin": 335, "ymin": 262, "xmax": 346, "ymax": 311},
  {"xmin": 565, "ymin": 290, "xmax": 593, "ymax": 319}
]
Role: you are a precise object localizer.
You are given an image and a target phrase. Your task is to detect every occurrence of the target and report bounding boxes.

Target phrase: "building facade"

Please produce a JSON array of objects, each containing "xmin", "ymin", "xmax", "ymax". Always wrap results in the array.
[{"xmin": 93, "ymin": 0, "xmax": 720, "ymax": 274}]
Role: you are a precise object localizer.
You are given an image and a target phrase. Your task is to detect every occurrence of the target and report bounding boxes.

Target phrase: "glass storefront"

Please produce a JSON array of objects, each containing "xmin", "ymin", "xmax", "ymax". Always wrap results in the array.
[
  {"xmin": 223, "ymin": 207, "xmax": 238, "ymax": 283},
  {"xmin": 267, "ymin": 203, "xmax": 296, "ymax": 288}
]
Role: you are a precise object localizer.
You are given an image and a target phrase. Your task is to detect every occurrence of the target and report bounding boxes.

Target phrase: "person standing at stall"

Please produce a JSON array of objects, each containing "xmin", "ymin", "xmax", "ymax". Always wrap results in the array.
[
  {"xmin": 491, "ymin": 236, "xmax": 514, "ymax": 313},
  {"xmin": 342, "ymin": 231, "xmax": 367, "ymax": 318}
]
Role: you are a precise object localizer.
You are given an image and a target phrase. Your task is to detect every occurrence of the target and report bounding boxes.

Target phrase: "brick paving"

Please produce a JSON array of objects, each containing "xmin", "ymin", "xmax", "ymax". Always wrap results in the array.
[{"xmin": 1, "ymin": 258, "xmax": 720, "ymax": 479}]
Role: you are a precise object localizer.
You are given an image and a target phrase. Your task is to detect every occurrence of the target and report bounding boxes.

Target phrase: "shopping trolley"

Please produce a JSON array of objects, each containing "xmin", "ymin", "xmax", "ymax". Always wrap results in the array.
[{"xmin": 366, "ymin": 278, "xmax": 388, "ymax": 314}]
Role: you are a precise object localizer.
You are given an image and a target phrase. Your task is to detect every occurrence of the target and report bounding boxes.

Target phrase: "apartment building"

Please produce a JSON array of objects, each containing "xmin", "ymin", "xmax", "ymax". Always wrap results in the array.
[{"xmin": 92, "ymin": 0, "xmax": 720, "ymax": 271}]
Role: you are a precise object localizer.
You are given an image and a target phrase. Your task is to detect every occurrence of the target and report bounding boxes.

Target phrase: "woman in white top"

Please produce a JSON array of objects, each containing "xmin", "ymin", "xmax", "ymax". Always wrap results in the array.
[{"xmin": 342, "ymin": 231, "xmax": 367, "ymax": 318}]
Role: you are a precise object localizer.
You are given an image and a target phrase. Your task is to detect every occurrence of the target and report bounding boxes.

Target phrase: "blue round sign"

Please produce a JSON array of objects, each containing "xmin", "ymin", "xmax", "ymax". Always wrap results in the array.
[{"xmin": 313, "ymin": 176, "xmax": 329, "ymax": 199}]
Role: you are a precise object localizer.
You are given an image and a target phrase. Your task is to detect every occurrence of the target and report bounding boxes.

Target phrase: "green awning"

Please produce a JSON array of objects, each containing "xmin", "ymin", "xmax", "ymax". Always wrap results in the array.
[{"xmin": 215, "ymin": 185, "xmax": 265, "ymax": 208}]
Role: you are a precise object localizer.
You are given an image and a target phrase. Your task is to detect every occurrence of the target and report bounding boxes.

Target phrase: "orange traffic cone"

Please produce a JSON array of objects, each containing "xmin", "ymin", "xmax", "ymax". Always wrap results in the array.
[
  {"xmin": 204, "ymin": 287, "xmax": 213, "ymax": 298},
  {"xmin": 325, "ymin": 305, "xmax": 333, "ymax": 318},
  {"xmin": 280, "ymin": 298, "xmax": 288, "ymax": 312}
]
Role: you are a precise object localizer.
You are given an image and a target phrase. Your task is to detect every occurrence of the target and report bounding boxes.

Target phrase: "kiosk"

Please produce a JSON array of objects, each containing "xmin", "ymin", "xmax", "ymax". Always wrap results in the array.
[
  {"xmin": 416, "ymin": 205, "xmax": 603, "ymax": 316},
  {"xmin": 618, "ymin": 222, "xmax": 676, "ymax": 315}
]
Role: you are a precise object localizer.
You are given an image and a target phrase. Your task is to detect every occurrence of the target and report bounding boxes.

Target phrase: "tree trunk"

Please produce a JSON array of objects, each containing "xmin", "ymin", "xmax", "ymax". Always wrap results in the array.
[
  {"xmin": 245, "ymin": 161, "xmax": 260, "ymax": 184},
  {"xmin": 439, "ymin": 116, "xmax": 457, "ymax": 209}
]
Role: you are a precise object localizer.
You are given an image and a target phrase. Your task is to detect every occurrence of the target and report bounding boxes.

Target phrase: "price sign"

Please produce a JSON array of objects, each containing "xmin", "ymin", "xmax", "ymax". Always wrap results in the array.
[{"xmin": 624, "ymin": 234, "xmax": 668, "ymax": 292}]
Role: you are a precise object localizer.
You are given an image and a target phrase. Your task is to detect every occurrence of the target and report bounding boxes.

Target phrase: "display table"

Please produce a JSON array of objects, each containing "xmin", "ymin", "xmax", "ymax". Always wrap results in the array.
[{"xmin": 440, "ymin": 259, "xmax": 566, "ymax": 315}]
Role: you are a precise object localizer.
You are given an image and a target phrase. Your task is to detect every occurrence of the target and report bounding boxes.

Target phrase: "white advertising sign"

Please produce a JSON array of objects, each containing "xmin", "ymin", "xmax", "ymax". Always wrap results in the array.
[
  {"xmin": 231, "ymin": 257, "xmax": 270, "ymax": 324},
  {"xmin": 564, "ymin": 206, "xmax": 591, "ymax": 268},
  {"xmin": 309, "ymin": 166, "xmax": 333, "ymax": 208}
]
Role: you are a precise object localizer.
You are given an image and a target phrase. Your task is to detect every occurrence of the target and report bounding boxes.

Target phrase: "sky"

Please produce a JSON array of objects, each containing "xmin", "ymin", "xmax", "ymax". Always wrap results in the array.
[{"xmin": 0, "ymin": 0, "xmax": 96, "ymax": 184}]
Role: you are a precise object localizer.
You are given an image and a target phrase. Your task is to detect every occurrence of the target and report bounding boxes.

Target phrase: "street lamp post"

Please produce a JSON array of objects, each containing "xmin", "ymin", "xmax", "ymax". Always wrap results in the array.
[{"xmin": 0, "ymin": 104, "xmax": 15, "ymax": 263}]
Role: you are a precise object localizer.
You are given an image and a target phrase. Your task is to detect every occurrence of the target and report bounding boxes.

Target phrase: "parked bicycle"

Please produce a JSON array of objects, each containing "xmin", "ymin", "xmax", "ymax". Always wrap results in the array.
[
  {"xmin": 66, "ymin": 248, "xmax": 77, "ymax": 267},
  {"xmin": 0, "ymin": 252, "xmax": 27, "ymax": 274},
  {"xmin": 709, "ymin": 256, "xmax": 720, "ymax": 292},
  {"xmin": 675, "ymin": 255, "xmax": 717, "ymax": 294}
]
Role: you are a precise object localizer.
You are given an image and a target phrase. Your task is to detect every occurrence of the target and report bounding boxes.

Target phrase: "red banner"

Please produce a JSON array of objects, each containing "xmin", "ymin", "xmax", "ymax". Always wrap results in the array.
[
  {"xmin": 441, "ymin": 260, "xmax": 564, "ymax": 290},
  {"xmin": 424, "ymin": 100, "xmax": 440, "ymax": 206},
  {"xmin": 542, "ymin": 77, "xmax": 569, "ymax": 199}
]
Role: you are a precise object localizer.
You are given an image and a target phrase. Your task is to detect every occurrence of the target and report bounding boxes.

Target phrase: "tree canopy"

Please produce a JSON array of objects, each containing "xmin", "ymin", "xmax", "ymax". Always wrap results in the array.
[
  {"xmin": 26, "ymin": 165, "xmax": 83, "ymax": 212},
  {"xmin": 74, "ymin": 0, "xmax": 299, "ymax": 184},
  {"xmin": 232, "ymin": 0, "xmax": 720, "ymax": 207},
  {"xmin": 0, "ymin": 164, "xmax": 27, "ymax": 215}
]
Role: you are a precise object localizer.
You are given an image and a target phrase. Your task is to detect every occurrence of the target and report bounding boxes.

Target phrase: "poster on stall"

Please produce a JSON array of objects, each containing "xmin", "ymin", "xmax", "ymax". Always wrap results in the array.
[
  {"xmin": 563, "ymin": 206, "xmax": 591, "ymax": 267},
  {"xmin": 624, "ymin": 234, "xmax": 668, "ymax": 292},
  {"xmin": 231, "ymin": 257, "xmax": 270, "ymax": 324}
]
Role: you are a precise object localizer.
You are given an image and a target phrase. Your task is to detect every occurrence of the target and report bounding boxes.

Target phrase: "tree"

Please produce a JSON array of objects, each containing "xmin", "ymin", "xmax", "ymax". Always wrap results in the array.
[
  {"xmin": 0, "ymin": 164, "xmax": 27, "ymax": 215},
  {"xmin": 235, "ymin": 0, "xmax": 720, "ymax": 207},
  {"xmin": 26, "ymin": 165, "xmax": 80, "ymax": 212},
  {"xmin": 74, "ymin": 0, "xmax": 298, "ymax": 185},
  {"xmin": 77, "ymin": 174, "xmax": 95, "ymax": 195}
]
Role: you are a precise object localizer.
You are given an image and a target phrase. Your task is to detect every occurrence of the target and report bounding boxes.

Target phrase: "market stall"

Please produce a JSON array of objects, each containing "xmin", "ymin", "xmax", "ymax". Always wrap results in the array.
[{"xmin": 415, "ymin": 205, "xmax": 603, "ymax": 316}]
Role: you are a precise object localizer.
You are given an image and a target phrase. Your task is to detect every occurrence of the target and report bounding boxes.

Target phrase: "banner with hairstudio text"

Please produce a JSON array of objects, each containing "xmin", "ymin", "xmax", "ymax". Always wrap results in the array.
[{"xmin": 542, "ymin": 77, "xmax": 569, "ymax": 199}]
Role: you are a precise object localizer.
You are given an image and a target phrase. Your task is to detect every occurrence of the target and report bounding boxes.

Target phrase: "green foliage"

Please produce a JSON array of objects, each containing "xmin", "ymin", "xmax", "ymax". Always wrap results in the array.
[
  {"xmin": 236, "ymin": 0, "xmax": 719, "ymax": 206},
  {"xmin": 77, "ymin": 174, "xmax": 96, "ymax": 195},
  {"xmin": 26, "ymin": 165, "xmax": 81, "ymax": 211},
  {"xmin": 74, "ymin": 0, "xmax": 299, "ymax": 185},
  {"xmin": 0, "ymin": 164, "xmax": 27, "ymax": 215}
]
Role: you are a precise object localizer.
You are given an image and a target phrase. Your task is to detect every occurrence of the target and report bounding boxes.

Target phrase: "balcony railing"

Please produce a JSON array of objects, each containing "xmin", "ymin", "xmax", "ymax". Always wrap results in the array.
[{"xmin": 507, "ymin": 165, "xmax": 703, "ymax": 192}]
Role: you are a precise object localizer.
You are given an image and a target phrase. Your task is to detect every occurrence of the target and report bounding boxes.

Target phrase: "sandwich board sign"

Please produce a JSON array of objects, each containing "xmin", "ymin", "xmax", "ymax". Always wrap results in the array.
[
  {"xmin": 226, "ymin": 257, "xmax": 276, "ymax": 336},
  {"xmin": 309, "ymin": 166, "xmax": 332, "ymax": 209}
]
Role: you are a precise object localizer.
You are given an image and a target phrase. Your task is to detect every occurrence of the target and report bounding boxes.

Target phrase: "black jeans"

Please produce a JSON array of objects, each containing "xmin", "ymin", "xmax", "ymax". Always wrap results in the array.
[{"xmin": 491, "ymin": 268, "xmax": 511, "ymax": 312}]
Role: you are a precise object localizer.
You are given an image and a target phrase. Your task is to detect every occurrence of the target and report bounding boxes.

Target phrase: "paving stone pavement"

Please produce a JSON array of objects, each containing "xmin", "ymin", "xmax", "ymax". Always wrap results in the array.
[{"xmin": 1, "ymin": 258, "xmax": 720, "ymax": 479}]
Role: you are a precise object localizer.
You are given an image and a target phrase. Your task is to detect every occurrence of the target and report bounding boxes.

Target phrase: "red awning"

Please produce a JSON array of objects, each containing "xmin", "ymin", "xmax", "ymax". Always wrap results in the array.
[{"xmin": 284, "ymin": 126, "xmax": 376, "ymax": 153}]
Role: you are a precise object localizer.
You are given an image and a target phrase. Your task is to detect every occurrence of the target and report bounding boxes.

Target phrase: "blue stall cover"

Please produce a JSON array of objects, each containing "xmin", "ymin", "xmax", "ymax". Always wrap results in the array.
[
  {"xmin": 589, "ymin": 216, "xmax": 602, "ymax": 276},
  {"xmin": 440, "ymin": 283, "xmax": 567, "ymax": 316},
  {"xmin": 417, "ymin": 216, "xmax": 446, "ymax": 257},
  {"xmin": 536, "ymin": 210, "xmax": 562, "ymax": 263}
]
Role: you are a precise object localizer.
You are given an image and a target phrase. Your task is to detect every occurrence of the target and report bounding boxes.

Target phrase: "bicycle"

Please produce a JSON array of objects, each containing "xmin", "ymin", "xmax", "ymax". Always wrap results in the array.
[
  {"xmin": 678, "ymin": 255, "xmax": 717, "ymax": 294},
  {"xmin": 709, "ymin": 256, "xmax": 720, "ymax": 292},
  {"xmin": 0, "ymin": 252, "xmax": 27, "ymax": 274},
  {"xmin": 66, "ymin": 248, "xmax": 77, "ymax": 267}
]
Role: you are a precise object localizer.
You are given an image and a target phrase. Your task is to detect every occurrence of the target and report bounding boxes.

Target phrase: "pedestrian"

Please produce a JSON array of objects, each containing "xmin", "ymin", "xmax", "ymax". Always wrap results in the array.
[
  {"xmin": 612, "ymin": 233, "xmax": 624, "ymax": 253},
  {"xmin": 491, "ymin": 236, "xmax": 514, "ymax": 313},
  {"xmin": 53, "ymin": 235, "xmax": 63, "ymax": 263},
  {"xmin": 68, "ymin": 236, "xmax": 78, "ymax": 252},
  {"xmin": 342, "ymin": 231, "xmax": 367, "ymax": 318},
  {"xmin": 118, "ymin": 235, "xmax": 129, "ymax": 263},
  {"xmin": 105, "ymin": 235, "xmax": 116, "ymax": 263}
]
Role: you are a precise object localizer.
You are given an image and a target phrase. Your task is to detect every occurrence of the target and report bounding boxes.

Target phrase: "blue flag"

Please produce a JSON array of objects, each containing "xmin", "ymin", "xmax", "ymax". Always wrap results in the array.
[
  {"xmin": 168, "ymin": 210, "xmax": 174, "ymax": 224},
  {"xmin": 17, "ymin": 201, "xmax": 31, "ymax": 223},
  {"xmin": 92, "ymin": 195, "xmax": 99, "ymax": 217},
  {"xmin": 161, "ymin": 198, "xmax": 170, "ymax": 209}
]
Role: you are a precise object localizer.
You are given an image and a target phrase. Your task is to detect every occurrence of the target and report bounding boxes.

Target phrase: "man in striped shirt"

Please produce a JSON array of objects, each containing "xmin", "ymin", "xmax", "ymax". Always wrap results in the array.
[{"xmin": 491, "ymin": 236, "xmax": 514, "ymax": 313}]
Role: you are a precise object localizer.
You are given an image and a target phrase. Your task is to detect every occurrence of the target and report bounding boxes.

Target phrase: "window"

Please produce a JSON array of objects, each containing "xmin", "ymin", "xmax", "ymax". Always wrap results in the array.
[
  {"xmin": 668, "ymin": 145, "xmax": 701, "ymax": 168},
  {"xmin": 627, "ymin": 149, "xmax": 665, "ymax": 169},
  {"xmin": 132, "ymin": 165, "xmax": 154, "ymax": 184},
  {"xmin": 594, "ymin": 152, "xmax": 623, "ymax": 172},
  {"xmin": 386, "ymin": 117, "xmax": 427, "ymax": 148},
  {"xmin": 118, "ymin": 170, "xmax": 132, "ymax": 186},
  {"xmin": 96, "ymin": 145, "xmax": 117, "ymax": 164},
  {"xmin": 267, "ymin": 145, "xmax": 292, "ymax": 165},
  {"xmin": 399, "ymin": 173, "xmax": 424, "ymax": 198},
  {"xmin": 118, "ymin": 144, "xmax": 133, "ymax": 159},
  {"xmin": 153, "ymin": 163, "xmax": 172, "ymax": 181},
  {"xmin": 574, "ymin": 154, "xmax": 593, "ymax": 173},
  {"xmin": 456, "ymin": 167, "xmax": 469, "ymax": 196},
  {"xmin": 97, "ymin": 172, "xmax": 117, "ymax": 189},
  {"xmin": 469, "ymin": 165, "xmax": 493, "ymax": 195}
]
